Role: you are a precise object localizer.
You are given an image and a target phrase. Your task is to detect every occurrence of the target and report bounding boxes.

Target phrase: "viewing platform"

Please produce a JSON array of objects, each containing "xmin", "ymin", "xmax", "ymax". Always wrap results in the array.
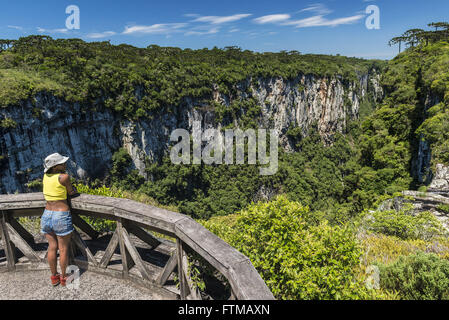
[{"xmin": 0, "ymin": 193, "xmax": 275, "ymax": 300}]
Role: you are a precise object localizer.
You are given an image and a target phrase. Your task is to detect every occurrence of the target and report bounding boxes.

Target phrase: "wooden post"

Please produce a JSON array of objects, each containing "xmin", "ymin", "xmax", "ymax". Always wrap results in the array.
[
  {"xmin": 0, "ymin": 211, "xmax": 16, "ymax": 271},
  {"xmin": 71, "ymin": 230, "xmax": 98, "ymax": 266},
  {"xmin": 99, "ymin": 230, "xmax": 119, "ymax": 268},
  {"xmin": 8, "ymin": 217, "xmax": 35, "ymax": 245},
  {"xmin": 71, "ymin": 213, "xmax": 100, "ymax": 240},
  {"xmin": 117, "ymin": 218, "xmax": 134, "ymax": 278},
  {"xmin": 121, "ymin": 226, "xmax": 151, "ymax": 281},
  {"xmin": 157, "ymin": 249, "xmax": 178, "ymax": 286},
  {"xmin": 176, "ymin": 238, "xmax": 188, "ymax": 300},
  {"xmin": 6, "ymin": 223, "xmax": 40, "ymax": 262},
  {"xmin": 181, "ymin": 250, "xmax": 201, "ymax": 300},
  {"xmin": 125, "ymin": 223, "xmax": 161, "ymax": 249}
]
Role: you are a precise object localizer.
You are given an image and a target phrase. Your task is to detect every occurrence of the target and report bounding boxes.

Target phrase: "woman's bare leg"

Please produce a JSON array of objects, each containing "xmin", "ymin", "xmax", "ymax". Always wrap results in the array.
[
  {"xmin": 56, "ymin": 233, "xmax": 72, "ymax": 277},
  {"xmin": 45, "ymin": 232, "xmax": 58, "ymax": 275}
]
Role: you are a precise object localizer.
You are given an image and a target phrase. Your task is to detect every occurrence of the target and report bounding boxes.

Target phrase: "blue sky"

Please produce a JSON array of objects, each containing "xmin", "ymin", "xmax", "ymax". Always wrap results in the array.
[{"xmin": 0, "ymin": 0, "xmax": 448, "ymax": 59}]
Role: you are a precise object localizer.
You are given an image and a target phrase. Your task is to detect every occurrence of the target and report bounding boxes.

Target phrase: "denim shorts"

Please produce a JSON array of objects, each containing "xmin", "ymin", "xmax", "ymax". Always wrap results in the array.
[{"xmin": 40, "ymin": 209, "xmax": 74, "ymax": 236}]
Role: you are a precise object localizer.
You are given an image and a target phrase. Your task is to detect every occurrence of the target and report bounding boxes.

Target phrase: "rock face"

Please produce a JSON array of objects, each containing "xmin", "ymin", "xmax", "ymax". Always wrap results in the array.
[
  {"xmin": 429, "ymin": 164, "xmax": 449, "ymax": 192},
  {"xmin": 411, "ymin": 94, "xmax": 441, "ymax": 185},
  {"xmin": 0, "ymin": 71, "xmax": 383, "ymax": 194}
]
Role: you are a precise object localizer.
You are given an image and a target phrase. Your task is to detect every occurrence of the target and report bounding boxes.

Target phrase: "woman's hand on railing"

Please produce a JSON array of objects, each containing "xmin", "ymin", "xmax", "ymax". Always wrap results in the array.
[{"xmin": 68, "ymin": 186, "xmax": 80, "ymax": 198}]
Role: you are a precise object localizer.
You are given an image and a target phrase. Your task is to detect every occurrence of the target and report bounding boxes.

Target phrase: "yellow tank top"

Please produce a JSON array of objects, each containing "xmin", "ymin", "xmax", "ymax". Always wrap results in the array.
[{"xmin": 43, "ymin": 173, "xmax": 67, "ymax": 201}]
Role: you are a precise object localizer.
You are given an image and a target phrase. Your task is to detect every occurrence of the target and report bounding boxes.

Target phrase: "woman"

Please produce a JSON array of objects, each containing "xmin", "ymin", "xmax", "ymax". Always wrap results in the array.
[{"xmin": 41, "ymin": 153, "xmax": 78, "ymax": 287}]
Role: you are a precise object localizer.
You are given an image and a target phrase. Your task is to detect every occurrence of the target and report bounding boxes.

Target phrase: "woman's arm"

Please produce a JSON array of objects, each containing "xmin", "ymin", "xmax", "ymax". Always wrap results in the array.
[{"xmin": 59, "ymin": 174, "xmax": 78, "ymax": 196}]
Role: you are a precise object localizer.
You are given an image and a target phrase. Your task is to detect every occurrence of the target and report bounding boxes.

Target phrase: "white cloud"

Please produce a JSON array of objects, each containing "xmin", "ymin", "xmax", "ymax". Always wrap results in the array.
[
  {"xmin": 8, "ymin": 25, "xmax": 23, "ymax": 30},
  {"xmin": 122, "ymin": 23, "xmax": 187, "ymax": 35},
  {"xmin": 282, "ymin": 14, "xmax": 365, "ymax": 28},
  {"xmin": 185, "ymin": 27, "xmax": 220, "ymax": 36},
  {"xmin": 253, "ymin": 3, "xmax": 363, "ymax": 29},
  {"xmin": 37, "ymin": 27, "xmax": 69, "ymax": 34},
  {"xmin": 253, "ymin": 14, "xmax": 291, "ymax": 24},
  {"xmin": 298, "ymin": 3, "xmax": 332, "ymax": 15},
  {"xmin": 191, "ymin": 14, "xmax": 252, "ymax": 24},
  {"xmin": 86, "ymin": 31, "xmax": 117, "ymax": 39}
]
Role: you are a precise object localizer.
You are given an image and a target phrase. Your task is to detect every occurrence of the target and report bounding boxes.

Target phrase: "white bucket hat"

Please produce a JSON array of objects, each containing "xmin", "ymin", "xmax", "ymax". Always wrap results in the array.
[{"xmin": 44, "ymin": 153, "xmax": 69, "ymax": 173}]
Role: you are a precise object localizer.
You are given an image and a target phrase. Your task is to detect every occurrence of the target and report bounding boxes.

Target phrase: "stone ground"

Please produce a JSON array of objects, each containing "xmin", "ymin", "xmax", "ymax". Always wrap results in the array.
[{"xmin": 0, "ymin": 269, "xmax": 168, "ymax": 300}]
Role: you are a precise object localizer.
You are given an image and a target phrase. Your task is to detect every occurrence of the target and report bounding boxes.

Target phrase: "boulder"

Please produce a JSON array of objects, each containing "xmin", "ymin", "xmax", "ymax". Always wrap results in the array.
[{"xmin": 429, "ymin": 164, "xmax": 449, "ymax": 191}]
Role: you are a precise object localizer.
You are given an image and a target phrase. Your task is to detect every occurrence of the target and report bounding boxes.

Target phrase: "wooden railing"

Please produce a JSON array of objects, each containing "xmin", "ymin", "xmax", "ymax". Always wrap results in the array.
[{"xmin": 0, "ymin": 193, "xmax": 274, "ymax": 300}]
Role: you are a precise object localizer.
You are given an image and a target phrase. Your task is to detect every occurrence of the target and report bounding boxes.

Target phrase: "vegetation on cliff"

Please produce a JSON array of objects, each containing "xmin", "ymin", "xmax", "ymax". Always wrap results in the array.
[{"xmin": 0, "ymin": 35, "xmax": 384, "ymax": 121}]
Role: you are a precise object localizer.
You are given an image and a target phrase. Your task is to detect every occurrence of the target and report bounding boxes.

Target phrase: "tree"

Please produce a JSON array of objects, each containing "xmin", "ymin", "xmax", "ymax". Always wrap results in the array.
[
  {"xmin": 403, "ymin": 29, "xmax": 425, "ymax": 48},
  {"xmin": 428, "ymin": 22, "xmax": 449, "ymax": 32},
  {"xmin": 388, "ymin": 36, "xmax": 407, "ymax": 53}
]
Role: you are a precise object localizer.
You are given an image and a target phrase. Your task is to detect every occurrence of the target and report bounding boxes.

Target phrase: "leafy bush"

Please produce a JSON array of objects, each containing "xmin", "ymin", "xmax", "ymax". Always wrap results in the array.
[
  {"xmin": 0, "ymin": 117, "xmax": 17, "ymax": 128},
  {"xmin": 437, "ymin": 204, "xmax": 449, "ymax": 214},
  {"xmin": 378, "ymin": 252, "xmax": 449, "ymax": 299},
  {"xmin": 201, "ymin": 195, "xmax": 392, "ymax": 299},
  {"xmin": 358, "ymin": 207, "xmax": 447, "ymax": 240}
]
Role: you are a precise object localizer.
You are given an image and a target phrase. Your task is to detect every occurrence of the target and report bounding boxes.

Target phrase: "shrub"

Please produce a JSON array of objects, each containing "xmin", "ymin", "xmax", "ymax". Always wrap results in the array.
[
  {"xmin": 358, "ymin": 207, "xmax": 447, "ymax": 241},
  {"xmin": 0, "ymin": 117, "xmax": 17, "ymax": 128},
  {"xmin": 437, "ymin": 204, "xmax": 449, "ymax": 214},
  {"xmin": 418, "ymin": 186, "xmax": 428, "ymax": 193},
  {"xmin": 201, "ymin": 195, "xmax": 392, "ymax": 299},
  {"xmin": 378, "ymin": 252, "xmax": 449, "ymax": 300}
]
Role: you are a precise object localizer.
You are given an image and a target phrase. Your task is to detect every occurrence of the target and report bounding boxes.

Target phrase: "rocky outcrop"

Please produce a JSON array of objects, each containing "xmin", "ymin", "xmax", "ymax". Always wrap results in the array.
[
  {"xmin": 0, "ymin": 71, "xmax": 382, "ymax": 194},
  {"xmin": 377, "ymin": 166, "xmax": 449, "ymax": 232},
  {"xmin": 429, "ymin": 164, "xmax": 449, "ymax": 192}
]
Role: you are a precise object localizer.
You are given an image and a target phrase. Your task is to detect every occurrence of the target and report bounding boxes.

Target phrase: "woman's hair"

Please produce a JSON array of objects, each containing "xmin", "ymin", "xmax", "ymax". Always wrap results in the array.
[{"xmin": 47, "ymin": 164, "xmax": 64, "ymax": 174}]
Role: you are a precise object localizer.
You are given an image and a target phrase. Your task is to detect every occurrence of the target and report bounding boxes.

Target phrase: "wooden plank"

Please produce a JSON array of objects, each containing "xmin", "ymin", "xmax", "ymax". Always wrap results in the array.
[
  {"xmin": 156, "ymin": 249, "xmax": 178, "ymax": 286},
  {"xmin": 0, "ymin": 212, "xmax": 16, "ymax": 271},
  {"xmin": 70, "ymin": 209, "xmax": 118, "ymax": 222},
  {"xmin": 181, "ymin": 250, "xmax": 201, "ymax": 300},
  {"xmin": 99, "ymin": 230, "xmax": 119, "ymax": 268},
  {"xmin": 121, "ymin": 226, "xmax": 151, "ymax": 281},
  {"xmin": 6, "ymin": 222, "xmax": 40, "ymax": 262},
  {"xmin": 176, "ymin": 239, "xmax": 188, "ymax": 300},
  {"xmin": 125, "ymin": 222, "xmax": 161, "ymax": 249},
  {"xmin": 116, "ymin": 219, "xmax": 134, "ymax": 277},
  {"xmin": 0, "ymin": 201, "xmax": 46, "ymax": 211},
  {"xmin": 72, "ymin": 230, "xmax": 98, "ymax": 266},
  {"xmin": 10, "ymin": 209, "xmax": 44, "ymax": 218},
  {"xmin": 228, "ymin": 259, "xmax": 275, "ymax": 300},
  {"xmin": 0, "ymin": 193, "xmax": 44, "ymax": 203},
  {"xmin": 8, "ymin": 217, "xmax": 35, "ymax": 245},
  {"xmin": 14, "ymin": 261, "xmax": 49, "ymax": 272},
  {"xmin": 71, "ymin": 213, "xmax": 100, "ymax": 240}
]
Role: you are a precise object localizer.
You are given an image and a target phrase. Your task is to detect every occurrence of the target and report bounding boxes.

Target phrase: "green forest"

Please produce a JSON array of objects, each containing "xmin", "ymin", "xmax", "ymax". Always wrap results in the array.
[{"xmin": 2, "ymin": 22, "xmax": 449, "ymax": 299}]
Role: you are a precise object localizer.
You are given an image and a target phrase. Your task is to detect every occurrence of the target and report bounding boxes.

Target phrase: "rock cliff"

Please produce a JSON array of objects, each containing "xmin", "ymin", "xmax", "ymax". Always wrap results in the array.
[{"xmin": 0, "ymin": 71, "xmax": 383, "ymax": 193}]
